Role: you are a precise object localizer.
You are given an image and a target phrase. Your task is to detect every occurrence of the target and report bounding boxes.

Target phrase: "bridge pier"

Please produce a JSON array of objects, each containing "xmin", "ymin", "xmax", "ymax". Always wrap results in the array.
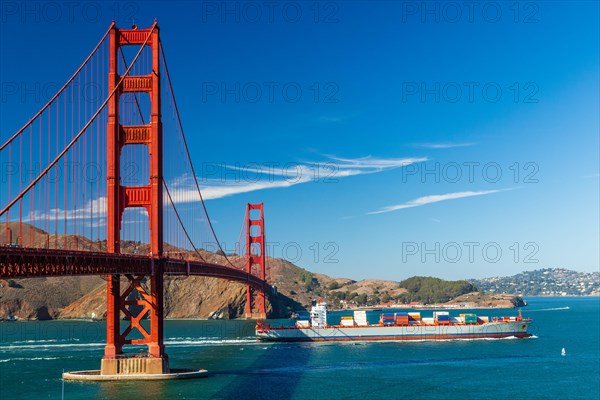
[
  {"xmin": 101, "ymin": 272, "xmax": 169, "ymax": 375},
  {"xmin": 101, "ymin": 356, "xmax": 169, "ymax": 375}
]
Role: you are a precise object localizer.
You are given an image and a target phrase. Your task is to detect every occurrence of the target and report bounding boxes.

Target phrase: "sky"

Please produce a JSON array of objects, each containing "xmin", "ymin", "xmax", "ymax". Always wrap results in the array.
[{"xmin": 0, "ymin": 1, "xmax": 598, "ymax": 281}]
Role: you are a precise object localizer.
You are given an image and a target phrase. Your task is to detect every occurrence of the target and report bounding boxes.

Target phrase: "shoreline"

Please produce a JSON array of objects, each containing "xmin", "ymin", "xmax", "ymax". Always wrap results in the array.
[
  {"xmin": 2, "ymin": 295, "xmax": 597, "ymax": 322},
  {"xmin": 331, "ymin": 305, "xmax": 522, "ymax": 312}
]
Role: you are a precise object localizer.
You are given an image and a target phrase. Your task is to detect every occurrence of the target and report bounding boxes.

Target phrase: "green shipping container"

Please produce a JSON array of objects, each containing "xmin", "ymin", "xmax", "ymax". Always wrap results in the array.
[{"xmin": 464, "ymin": 314, "xmax": 477, "ymax": 324}]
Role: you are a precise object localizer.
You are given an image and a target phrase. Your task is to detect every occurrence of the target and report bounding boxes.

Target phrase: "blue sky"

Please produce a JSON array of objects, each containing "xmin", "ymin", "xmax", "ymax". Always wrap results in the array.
[{"xmin": 1, "ymin": 1, "xmax": 598, "ymax": 280}]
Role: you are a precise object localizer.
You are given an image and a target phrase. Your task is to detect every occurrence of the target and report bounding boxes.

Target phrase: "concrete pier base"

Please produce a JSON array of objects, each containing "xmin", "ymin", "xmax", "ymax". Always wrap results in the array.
[
  {"xmin": 64, "ymin": 355, "xmax": 209, "ymax": 381},
  {"xmin": 245, "ymin": 312, "xmax": 267, "ymax": 320},
  {"xmin": 100, "ymin": 356, "xmax": 169, "ymax": 375},
  {"xmin": 63, "ymin": 369, "xmax": 208, "ymax": 381}
]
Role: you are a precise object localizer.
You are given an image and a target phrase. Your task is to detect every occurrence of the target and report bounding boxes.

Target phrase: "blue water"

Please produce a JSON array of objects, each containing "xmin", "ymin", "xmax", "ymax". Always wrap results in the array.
[{"xmin": 0, "ymin": 297, "xmax": 598, "ymax": 399}]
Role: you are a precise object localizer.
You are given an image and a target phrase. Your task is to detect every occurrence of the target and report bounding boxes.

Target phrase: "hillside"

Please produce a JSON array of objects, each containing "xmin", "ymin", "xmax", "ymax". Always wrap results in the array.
[{"xmin": 470, "ymin": 268, "xmax": 600, "ymax": 296}]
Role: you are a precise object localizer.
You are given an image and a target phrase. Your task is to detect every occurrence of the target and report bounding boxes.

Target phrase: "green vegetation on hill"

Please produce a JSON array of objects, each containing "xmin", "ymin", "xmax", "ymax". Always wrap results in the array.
[
  {"xmin": 298, "ymin": 275, "xmax": 479, "ymax": 308},
  {"xmin": 395, "ymin": 276, "xmax": 477, "ymax": 304}
]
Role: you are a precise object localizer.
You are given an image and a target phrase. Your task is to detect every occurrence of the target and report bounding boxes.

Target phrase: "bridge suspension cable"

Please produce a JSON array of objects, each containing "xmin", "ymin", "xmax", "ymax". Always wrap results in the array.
[
  {"xmin": 1, "ymin": 21, "xmax": 254, "ymax": 274},
  {"xmin": 0, "ymin": 23, "xmax": 156, "ymax": 219},
  {"xmin": 0, "ymin": 22, "xmax": 115, "ymax": 152},
  {"xmin": 159, "ymin": 42, "xmax": 239, "ymax": 269},
  {"xmin": 162, "ymin": 178, "xmax": 207, "ymax": 262}
]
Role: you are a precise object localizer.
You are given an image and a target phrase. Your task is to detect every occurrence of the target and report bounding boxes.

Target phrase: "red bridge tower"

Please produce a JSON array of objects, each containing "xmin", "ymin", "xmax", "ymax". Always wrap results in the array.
[{"xmin": 102, "ymin": 22, "xmax": 168, "ymax": 375}]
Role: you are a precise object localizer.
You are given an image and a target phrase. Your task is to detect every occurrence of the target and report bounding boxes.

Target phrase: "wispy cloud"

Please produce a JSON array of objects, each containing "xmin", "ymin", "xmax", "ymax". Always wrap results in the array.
[
  {"xmin": 367, "ymin": 189, "xmax": 509, "ymax": 215},
  {"xmin": 170, "ymin": 155, "xmax": 427, "ymax": 202},
  {"xmin": 201, "ymin": 179, "xmax": 307, "ymax": 200},
  {"xmin": 322, "ymin": 155, "xmax": 426, "ymax": 172},
  {"xmin": 22, "ymin": 196, "xmax": 108, "ymax": 227},
  {"xmin": 581, "ymin": 173, "xmax": 600, "ymax": 179},
  {"xmin": 413, "ymin": 142, "xmax": 476, "ymax": 149}
]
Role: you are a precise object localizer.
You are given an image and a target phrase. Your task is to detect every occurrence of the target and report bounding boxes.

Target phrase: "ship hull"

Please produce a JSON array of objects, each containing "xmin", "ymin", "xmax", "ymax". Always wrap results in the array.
[{"xmin": 257, "ymin": 321, "xmax": 531, "ymax": 342}]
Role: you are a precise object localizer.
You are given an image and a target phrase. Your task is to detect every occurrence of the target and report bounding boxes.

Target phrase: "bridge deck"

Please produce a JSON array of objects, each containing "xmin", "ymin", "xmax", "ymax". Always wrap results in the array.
[{"xmin": 0, "ymin": 247, "xmax": 265, "ymax": 287}]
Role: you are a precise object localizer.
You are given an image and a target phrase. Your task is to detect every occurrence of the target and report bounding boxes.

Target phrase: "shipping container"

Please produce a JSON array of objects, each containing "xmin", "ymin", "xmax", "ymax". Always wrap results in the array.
[
  {"xmin": 295, "ymin": 320, "xmax": 310, "ymax": 328},
  {"xmin": 464, "ymin": 314, "xmax": 477, "ymax": 324},
  {"xmin": 354, "ymin": 311, "xmax": 368, "ymax": 326}
]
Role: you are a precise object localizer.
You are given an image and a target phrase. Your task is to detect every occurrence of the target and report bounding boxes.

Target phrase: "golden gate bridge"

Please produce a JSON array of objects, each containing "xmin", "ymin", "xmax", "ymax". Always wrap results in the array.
[{"xmin": 0, "ymin": 21, "xmax": 269, "ymax": 379}]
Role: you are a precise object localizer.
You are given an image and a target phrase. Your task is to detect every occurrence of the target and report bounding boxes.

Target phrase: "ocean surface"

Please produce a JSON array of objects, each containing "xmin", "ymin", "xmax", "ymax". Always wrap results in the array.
[{"xmin": 0, "ymin": 297, "xmax": 598, "ymax": 400}]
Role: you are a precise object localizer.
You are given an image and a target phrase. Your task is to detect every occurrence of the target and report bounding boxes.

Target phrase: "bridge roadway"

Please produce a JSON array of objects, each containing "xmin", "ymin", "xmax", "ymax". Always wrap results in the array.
[{"xmin": 0, "ymin": 247, "xmax": 265, "ymax": 288}]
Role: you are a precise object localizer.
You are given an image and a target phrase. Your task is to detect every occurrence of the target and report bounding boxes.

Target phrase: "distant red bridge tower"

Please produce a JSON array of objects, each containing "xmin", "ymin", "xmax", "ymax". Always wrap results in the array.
[{"xmin": 245, "ymin": 203, "xmax": 267, "ymax": 319}]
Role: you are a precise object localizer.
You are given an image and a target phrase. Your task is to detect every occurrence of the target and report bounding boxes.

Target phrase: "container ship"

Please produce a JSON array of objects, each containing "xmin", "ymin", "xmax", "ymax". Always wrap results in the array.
[{"xmin": 256, "ymin": 300, "xmax": 532, "ymax": 342}]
